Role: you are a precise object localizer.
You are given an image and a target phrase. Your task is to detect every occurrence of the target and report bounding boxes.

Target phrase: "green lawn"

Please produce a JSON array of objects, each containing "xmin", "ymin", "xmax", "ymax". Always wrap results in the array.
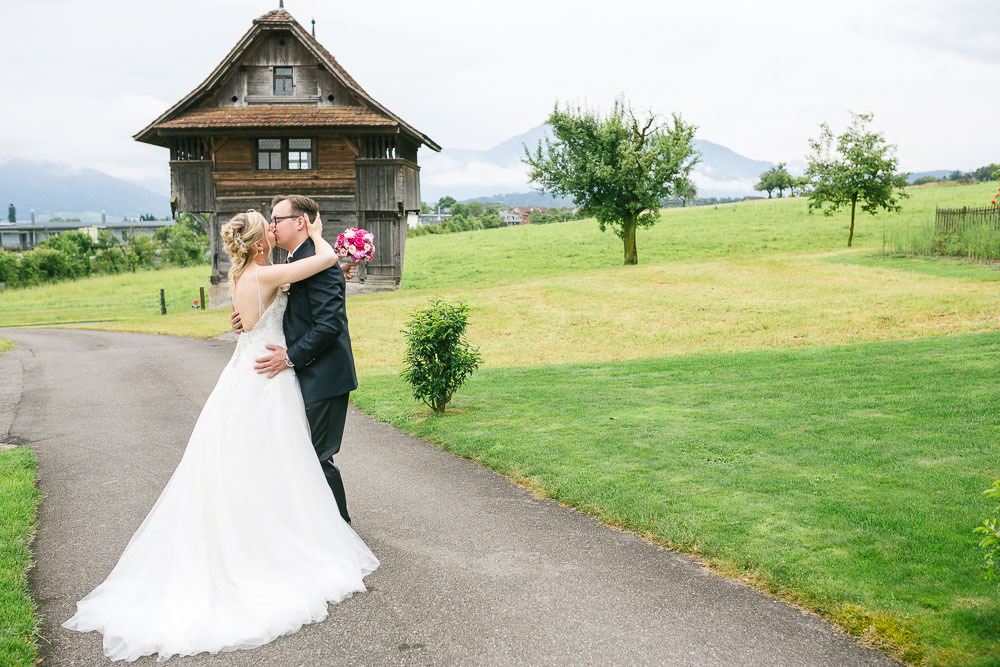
[
  {"xmin": 353, "ymin": 333, "xmax": 1000, "ymax": 665},
  {"xmin": 0, "ymin": 266, "xmax": 214, "ymax": 328},
  {"xmin": 0, "ymin": 442, "xmax": 41, "ymax": 665},
  {"xmin": 1, "ymin": 182, "xmax": 998, "ymax": 663}
]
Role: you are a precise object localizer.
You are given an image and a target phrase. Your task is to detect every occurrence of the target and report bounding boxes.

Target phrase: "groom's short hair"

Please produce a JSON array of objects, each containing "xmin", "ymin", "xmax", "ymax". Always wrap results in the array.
[{"xmin": 271, "ymin": 194, "xmax": 318, "ymax": 222}]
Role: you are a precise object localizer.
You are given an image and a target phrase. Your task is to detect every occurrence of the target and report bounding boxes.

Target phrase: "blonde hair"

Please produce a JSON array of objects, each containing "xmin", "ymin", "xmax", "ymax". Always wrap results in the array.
[{"xmin": 220, "ymin": 210, "xmax": 269, "ymax": 286}]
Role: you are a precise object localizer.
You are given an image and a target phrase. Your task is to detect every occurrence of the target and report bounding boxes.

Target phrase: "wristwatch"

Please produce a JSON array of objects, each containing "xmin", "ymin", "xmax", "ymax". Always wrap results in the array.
[{"xmin": 285, "ymin": 356, "xmax": 294, "ymax": 368}]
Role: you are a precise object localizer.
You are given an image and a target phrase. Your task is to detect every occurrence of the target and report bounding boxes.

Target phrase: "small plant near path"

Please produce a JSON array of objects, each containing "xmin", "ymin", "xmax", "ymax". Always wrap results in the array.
[{"xmin": 401, "ymin": 298, "xmax": 482, "ymax": 413}]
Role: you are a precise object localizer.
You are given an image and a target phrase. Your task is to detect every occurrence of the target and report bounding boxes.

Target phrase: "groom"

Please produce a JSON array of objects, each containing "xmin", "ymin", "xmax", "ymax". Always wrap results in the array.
[{"xmin": 233, "ymin": 194, "xmax": 357, "ymax": 524}]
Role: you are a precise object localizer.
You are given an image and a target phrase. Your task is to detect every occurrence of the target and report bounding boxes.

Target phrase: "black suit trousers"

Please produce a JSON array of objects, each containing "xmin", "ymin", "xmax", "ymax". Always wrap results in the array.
[{"xmin": 304, "ymin": 393, "xmax": 351, "ymax": 524}]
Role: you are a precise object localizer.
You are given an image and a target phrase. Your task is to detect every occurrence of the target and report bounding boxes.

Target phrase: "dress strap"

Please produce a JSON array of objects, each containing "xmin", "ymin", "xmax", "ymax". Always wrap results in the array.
[{"xmin": 254, "ymin": 270, "xmax": 264, "ymax": 318}]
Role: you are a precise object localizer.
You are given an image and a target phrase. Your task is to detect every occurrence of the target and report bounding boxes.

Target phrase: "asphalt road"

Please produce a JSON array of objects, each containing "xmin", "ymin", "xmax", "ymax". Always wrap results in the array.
[{"xmin": 0, "ymin": 327, "xmax": 897, "ymax": 666}]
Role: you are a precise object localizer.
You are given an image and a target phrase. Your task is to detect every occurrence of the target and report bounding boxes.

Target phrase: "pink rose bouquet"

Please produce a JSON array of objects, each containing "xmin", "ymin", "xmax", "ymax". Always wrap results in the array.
[{"xmin": 335, "ymin": 227, "xmax": 374, "ymax": 262}]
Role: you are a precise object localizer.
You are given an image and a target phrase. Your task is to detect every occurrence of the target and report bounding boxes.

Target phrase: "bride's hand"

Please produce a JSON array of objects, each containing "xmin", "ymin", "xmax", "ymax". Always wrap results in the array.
[{"xmin": 307, "ymin": 212, "xmax": 323, "ymax": 240}]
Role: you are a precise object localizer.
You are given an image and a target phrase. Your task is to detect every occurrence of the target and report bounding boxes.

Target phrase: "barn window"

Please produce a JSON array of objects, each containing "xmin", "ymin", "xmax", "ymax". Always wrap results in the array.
[
  {"xmin": 257, "ymin": 138, "xmax": 282, "ymax": 170},
  {"xmin": 274, "ymin": 67, "xmax": 293, "ymax": 96},
  {"xmin": 287, "ymin": 138, "xmax": 313, "ymax": 170}
]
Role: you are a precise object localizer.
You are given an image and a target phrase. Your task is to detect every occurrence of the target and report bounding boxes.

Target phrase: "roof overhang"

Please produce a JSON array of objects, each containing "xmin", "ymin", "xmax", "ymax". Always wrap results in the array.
[{"xmin": 134, "ymin": 9, "xmax": 440, "ymax": 152}]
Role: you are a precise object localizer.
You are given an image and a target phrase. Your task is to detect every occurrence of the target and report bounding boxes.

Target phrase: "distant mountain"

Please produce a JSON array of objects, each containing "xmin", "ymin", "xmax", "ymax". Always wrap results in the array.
[
  {"xmin": 462, "ymin": 191, "xmax": 575, "ymax": 208},
  {"xmin": 907, "ymin": 170, "xmax": 953, "ymax": 183},
  {"xmin": 420, "ymin": 124, "xmax": 801, "ymax": 203},
  {"xmin": 0, "ymin": 158, "xmax": 169, "ymax": 221}
]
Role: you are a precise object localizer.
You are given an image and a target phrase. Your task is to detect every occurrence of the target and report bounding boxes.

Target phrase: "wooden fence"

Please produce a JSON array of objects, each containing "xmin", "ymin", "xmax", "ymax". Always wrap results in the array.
[{"xmin": 934, "ymin": 206, "xmax": 1000, "ymax": 234}]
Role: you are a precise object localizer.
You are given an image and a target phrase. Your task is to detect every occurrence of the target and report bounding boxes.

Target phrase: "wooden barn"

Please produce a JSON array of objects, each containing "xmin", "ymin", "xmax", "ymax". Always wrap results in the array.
[{"xmin": 134, "ymin": 5, "xmax": 439, "ymax": 304}]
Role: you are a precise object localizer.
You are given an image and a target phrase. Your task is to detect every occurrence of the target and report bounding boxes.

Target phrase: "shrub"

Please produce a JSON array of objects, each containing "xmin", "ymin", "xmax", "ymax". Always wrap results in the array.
[
  {"xmin": 400, "ymin": 298, "xmax": 483, "ymax": 413},
  {"xmin": 157, "ymin": 223, "xmax": 208, "ymax": 267},
  {"xmin": 15, "ymin": 250, "xmax": 43, "ymax": 286},
  {"xmin": 92, "ymin": 246, "xmax": 127, "ymax": 274},
  {"xmin": 0, "ymin": 250, "xmax": 20, "ymax": 287},
  {"xmin": 974, "ymin": 479, "xmax": 1000, "ymax": 583}
]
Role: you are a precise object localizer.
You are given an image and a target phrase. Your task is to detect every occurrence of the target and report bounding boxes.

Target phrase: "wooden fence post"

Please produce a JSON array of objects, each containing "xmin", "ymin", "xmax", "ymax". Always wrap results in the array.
[
  {"xmin": 160, "ymin": 289, "xmax": 166, "ymax": 315},
  {"xmin": 199, "ymin": 286, "xmax": 206, "ymax": 310}
]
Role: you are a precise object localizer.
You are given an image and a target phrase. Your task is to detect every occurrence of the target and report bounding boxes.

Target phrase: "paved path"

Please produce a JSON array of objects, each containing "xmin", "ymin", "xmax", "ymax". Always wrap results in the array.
[{"xmin": 1, "ymin": 328, "xmax": 897, "ymax": 666}]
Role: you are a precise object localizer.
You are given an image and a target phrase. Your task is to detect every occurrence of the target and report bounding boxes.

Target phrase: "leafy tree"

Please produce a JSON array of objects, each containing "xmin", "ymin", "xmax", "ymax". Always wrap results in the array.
[
  {"xmin": 400, "ymin": 298, "xmax": 482, "ymax": 413},
  {"xmin": 524, "ymin": 99, "xmax": 699, "ymax": 264},
  {"xmin": 434, "ymin": 196, "xmax": 457, "ymax": 212},
  {"xmin": 912, "ymin": 175, "xmax": 938, "ymax": 185},
  {"xmin": 8, "ymin": 203, "xmax": 14, "ymax": 223},
  {"xmin": 805, "ymin": 113, "xmax": 909, "ymax": 247},
  {"xmin": 790, "ymin": 176, "xmax": 811, "ymax": 197},
  {"xmin": 972, "ymin": 164, "xmax": 1000, "ymax": 182},
  {"xmin": 673, "ymin": 177, "xmax": 698, "ymax": 206},
  {"xmin": 755, "ymin": 163, "xmax": 795, "ymax": 198}
]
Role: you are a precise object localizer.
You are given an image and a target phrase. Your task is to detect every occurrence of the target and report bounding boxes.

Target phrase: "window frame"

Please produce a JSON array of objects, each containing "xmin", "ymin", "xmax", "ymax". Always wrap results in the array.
[
  {"xmin": 273, "ymin": 66, "xmax": 294, "ymax": 96},
  {"xmin": 254, "ymin": 138, "xmax": 316, "ymax": 172},
  {"xmin": 256, "ymin": 138, "xmax": 283, "ymax": 171}
]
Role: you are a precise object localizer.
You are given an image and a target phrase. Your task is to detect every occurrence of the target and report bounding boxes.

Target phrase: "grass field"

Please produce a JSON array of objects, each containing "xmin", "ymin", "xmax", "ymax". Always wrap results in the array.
[
  {"xmin": 2, "ymin": 181, "xmax": 999, "ymax": 663},
  {"xmin": 0, "ymin": 266, "xmax": 214, "ymax": 329},
  {"xmin": 0, "ymin": 431, "xmax": 41, "ymax": 666}
]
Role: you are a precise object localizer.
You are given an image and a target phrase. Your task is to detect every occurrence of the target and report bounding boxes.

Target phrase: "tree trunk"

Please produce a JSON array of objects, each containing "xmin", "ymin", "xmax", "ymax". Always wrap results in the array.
[
  {"xmin": 623, "ymin": 216, "xmax": 638, "ymax": 265},
  {"xmin": 847, "ymin": 194, "xmax": 857, "ymax": 248}
]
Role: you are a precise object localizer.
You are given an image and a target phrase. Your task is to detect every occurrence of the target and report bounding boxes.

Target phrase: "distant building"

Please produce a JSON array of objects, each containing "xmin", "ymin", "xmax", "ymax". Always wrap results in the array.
[
  {"xmin": 415, "ymin": 212, "xmax": 451, "ymax": 227},
  {"xmin": 498, "ymin": 210, "xmax": 521, "ymax": 226},
  {"xmin": 511, "ymin": 206, "xmax": 549, "ymax": 224},
  {"xmin": 0, "ymin": 220, "xmax": 170, "ymax": 250}
]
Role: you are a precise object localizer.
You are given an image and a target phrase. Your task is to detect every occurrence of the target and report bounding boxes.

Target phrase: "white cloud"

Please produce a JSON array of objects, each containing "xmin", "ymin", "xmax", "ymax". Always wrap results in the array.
[{"xmin": 1, "ymin": 0, "xmax": 998, "ymax": 189}]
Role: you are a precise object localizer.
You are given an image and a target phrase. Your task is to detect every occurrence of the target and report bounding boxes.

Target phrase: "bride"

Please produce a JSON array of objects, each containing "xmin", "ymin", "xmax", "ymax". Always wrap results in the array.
[{"xmin": 63, "ymin": 210, "xmax": 378, "ymax": 662}]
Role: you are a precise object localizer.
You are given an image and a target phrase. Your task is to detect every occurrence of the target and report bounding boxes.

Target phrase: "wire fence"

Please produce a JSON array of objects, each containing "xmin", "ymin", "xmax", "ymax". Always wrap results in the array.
[
  {"xmin": 935, "ymin": 206, "xmax": 1000, "ymax": 234},
  {"xmin": 0, "ymin": 288, "xmax": 207, "ymax": 326}
]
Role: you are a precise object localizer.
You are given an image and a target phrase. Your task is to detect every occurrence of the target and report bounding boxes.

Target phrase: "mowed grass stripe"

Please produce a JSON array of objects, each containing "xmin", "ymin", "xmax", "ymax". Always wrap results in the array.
[
  {"xmin": 347, "ymin": 252, "xmax": 1000, "ymax": 374},
  {"xmin": 352, "ymin": 332, "xmax": 1000, "ymax": 665}
]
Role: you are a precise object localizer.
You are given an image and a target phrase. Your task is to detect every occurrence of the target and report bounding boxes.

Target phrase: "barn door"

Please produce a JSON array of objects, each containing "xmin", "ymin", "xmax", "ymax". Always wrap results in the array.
[{"xmin": 360, "ymin": 211, "xmax": 401, "ymax": 283}]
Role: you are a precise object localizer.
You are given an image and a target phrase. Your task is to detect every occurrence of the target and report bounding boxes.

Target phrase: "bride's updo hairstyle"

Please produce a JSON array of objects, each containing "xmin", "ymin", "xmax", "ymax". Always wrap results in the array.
[{"xmin": 220, "ymin": 210, "xmax": 269, "ymax": 285}]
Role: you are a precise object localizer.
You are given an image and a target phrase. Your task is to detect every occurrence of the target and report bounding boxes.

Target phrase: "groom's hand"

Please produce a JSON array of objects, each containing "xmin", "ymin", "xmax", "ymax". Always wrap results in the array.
[
  {"xmin": 230, "ymin": 309, "xmax": 244, "ymax": 334},
  {"xmin": 341, "ymin": 262, "xmax": 358, "ymax": 280},
  {"xmin": 255, "ymin": 345, "xmax": 289, "ymax": 378}
]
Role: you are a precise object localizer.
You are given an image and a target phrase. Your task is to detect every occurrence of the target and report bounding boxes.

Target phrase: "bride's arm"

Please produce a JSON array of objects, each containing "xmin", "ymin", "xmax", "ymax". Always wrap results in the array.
[{"xmin": 259, "ymin": 214, "xmax": 338, "ymax": 289}]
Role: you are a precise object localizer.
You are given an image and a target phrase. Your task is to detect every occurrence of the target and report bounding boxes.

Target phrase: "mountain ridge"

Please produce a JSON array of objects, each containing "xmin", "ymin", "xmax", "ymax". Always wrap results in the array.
[{"xmin": 0, "ymin": 158, "xmax": 169, "ymax": 221}]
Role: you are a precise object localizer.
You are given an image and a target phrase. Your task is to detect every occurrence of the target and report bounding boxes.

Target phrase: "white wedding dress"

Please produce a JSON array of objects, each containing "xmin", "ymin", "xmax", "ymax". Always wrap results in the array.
[{"xmin": 63, "ymin": 289, "xmax": 379, "ymax": 662}]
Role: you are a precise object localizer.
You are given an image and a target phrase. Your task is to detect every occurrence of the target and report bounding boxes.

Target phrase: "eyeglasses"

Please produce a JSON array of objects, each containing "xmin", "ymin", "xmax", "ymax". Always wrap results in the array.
[{"xmin": 269, "ymin": 215, "xmax": 298, "ymax": 225}]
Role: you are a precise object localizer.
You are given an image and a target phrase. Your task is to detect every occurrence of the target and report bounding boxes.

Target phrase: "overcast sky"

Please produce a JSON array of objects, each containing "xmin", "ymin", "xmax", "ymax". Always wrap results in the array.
[{"xmin": 2, "ymin": 0, "xmax": 998, "ymax": 189}]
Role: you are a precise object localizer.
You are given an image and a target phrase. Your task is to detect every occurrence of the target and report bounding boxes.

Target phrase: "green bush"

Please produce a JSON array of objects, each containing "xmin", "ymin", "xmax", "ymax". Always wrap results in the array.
[
  {"xmin": 156, "ymin": 223, "xmax": 208, "ymax": 267},
  {"xmin": 0, "ymin": 250, "xmax": 20, "ymax": 287},
  {"xmin": 974, "ymin": 479, "xmax": 1000, "ymax": 582},
  {"xmin": 16, "ymin": 249, "xmax": 45, "ymax": 286},
  {"xmin": 0, "ymin": 220, "xmax": 208, "ymax": 291},
  {"xmin": 400, "ymin": 298, "xmax": 483, "ymax": 413},
  {"xmin": 92, "ymin": 246, "xmax": 127, "ymax": 274}
]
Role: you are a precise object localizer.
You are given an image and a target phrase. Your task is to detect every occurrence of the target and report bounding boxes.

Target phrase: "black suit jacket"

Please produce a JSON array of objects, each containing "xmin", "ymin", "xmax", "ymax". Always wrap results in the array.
[{"xmin": 283, "ymin": 237, "xmax": 358, "ymax": 403}]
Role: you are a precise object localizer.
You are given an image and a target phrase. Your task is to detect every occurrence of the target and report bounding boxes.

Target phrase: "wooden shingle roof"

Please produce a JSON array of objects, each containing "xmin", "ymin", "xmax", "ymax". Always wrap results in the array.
[
  {"xmin": 157, "ymin": 106, "xmax": 397, "ymax": 130},
  {"xmin": 135, "ymin": 8, "xmax": 439, "ymax": 151}
]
